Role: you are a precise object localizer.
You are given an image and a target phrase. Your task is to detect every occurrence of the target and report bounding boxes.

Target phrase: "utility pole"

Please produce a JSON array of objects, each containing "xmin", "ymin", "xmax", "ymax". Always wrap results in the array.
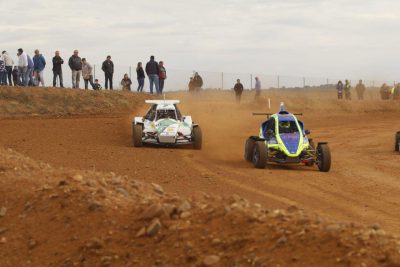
[
  {"xmin": 221, "ymin": 72, "xmax": 224, "ymax": 90},
  {"xmin": 277, "ymin": 75, "xmax": 280, "ymax": 89}
]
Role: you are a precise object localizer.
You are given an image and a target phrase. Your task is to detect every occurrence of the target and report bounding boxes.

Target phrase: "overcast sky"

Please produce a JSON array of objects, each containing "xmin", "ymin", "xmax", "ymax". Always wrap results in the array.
[{"xmin": 2, "ymin": 0, "xmax": 399, "ymax": 82}]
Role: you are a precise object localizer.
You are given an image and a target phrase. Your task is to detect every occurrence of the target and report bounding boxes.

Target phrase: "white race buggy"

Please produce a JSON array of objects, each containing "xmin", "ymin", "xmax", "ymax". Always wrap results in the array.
[{"xmin": 132, "ymin": 100, "xmax": 202, "ymax": 149}]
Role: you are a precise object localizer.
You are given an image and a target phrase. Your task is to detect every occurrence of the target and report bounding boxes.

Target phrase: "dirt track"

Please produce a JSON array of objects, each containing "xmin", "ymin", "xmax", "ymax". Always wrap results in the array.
[{"xmin": 1, "ymin": 90, "xmax": 400, "ymax": 234}]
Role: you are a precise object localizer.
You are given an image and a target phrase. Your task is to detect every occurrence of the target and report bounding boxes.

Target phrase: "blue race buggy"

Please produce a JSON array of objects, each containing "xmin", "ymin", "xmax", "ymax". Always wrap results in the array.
[{"xmin": 244, "ymin": 103, "xmax": 331, "ymax": 172}]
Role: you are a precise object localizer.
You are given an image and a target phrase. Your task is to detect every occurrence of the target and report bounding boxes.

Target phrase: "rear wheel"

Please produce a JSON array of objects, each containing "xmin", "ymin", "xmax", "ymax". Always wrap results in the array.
[
  {"xmin": 252, "ymin": 141, "xmax": 267, "ymax": 169},
  {"xmin": 317, "ymin": 144, "xmax": 331, "ymax": 172},
  {"xmin": 244, "ymin": 138, "xmax": 255, "ymax": 162},
  {"xmin": 132, "ymin": 124, "xmax": 143, "ymax": 147},
  {"xmin": 193, "ymin": 126, "xmax": 202, "ymax": 150},
  {"xmin": 395, "ymin": 132, "xmax": 400, "ymax": 152}
]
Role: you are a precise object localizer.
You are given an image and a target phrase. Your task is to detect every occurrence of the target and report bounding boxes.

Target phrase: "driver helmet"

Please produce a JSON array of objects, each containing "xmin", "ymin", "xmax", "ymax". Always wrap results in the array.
[{"xmin": 279, "ymin": 121, "xmax": 290, "ymax": 129}]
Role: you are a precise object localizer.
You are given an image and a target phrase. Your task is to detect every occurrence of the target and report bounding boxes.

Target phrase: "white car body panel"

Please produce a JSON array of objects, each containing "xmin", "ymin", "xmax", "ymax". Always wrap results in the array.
[{"xmin": 133, "ymin": 100, "xmax": 196, "ymax": 146}]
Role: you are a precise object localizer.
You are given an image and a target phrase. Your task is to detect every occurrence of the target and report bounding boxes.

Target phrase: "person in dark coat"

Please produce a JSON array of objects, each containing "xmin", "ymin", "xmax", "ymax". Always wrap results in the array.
[
  {"xmin": 136, "ymin": 62, "xmax": 145, "ymax": 92},
  {"xmin": 233, "ymin": 79, "xmax": 244, "ymax": 103},
  {"xmin": 192, "ymin": 72, "xmax": 203, "ymax": 92},
  {"xmin": 52, "ymin": 51, "xmax": 64, "ymax": 87},
  {"xmin": 336, "ymin": 80, "xmax": 344, "ymax": 100},
  {"xmin": 355, "ymin": 80, "xmax": 366, "ymax": 100},
  {"xmin": 145, "ymin": 55, "xmax": 160, "ymax": 94},
  {"xmin": 102, "ymin": 55, "xmax": 114, "ymax": 90},
  {"xmin": 68, "ymin": 50, "xmax": 82, "ymax": 88}
]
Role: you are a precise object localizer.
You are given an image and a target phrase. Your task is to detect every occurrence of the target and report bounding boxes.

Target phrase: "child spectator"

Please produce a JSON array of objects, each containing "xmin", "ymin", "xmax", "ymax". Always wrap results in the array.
[
  {"xmin": 93, "ymin": 79, "xmax": 102, "ymax": 90},
  {"xmin": 12, "ymin": 66, "xmax": 19, "ymax": 86},
  {"xmin": 120, "ymin": 73, "xmax": 132, "ymax": 91}
]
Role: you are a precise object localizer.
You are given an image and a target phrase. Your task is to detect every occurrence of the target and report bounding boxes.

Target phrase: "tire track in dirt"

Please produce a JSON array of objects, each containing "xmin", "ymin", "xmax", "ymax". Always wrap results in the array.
[{"xmin": 1, "ymin": 90, "xmax": 400, "ymax": 234}]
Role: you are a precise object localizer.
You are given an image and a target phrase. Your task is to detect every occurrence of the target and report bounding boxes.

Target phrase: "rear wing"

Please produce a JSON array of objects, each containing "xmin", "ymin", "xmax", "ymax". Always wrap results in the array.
[
  {"xmin": 252, "ymin": 112, "xmax": 303, "ymax": 118},
  {"xmin": 145, "ymin": 100, "xmax": 180, "ymax": 105}
]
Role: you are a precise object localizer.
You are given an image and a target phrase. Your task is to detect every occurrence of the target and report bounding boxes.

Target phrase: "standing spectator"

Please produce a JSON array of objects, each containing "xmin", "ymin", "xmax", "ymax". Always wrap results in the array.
[
  {"xmin": 93, "ymin": 79, "xmax": 102, "ymax": 90},
  {"xmin": 82, "ymin": 58, "xmax": 95, "ymax": 90},
  {"xmin": 26, "ymin": 54, "xmax": 35, "ymax": 86},
  {"xmin": 188, "ymin": 77, "xmax": 195, "ymax": 93},
  {"xmin": 33, "ymin": 49, "xmax": 46, "ymax": 86},
  {"xmin": 120, "ymin": 73, "xmax": 132, "ymax": 91},
  {"xmin": 380, "ymin": 83, "xmax": 392, "ymax": 100},
  {"xmin": 0, "ymin": 58, "xmax": 6, "ymax": 85},
  {"xmin": 12, "ymin": 66, "xmax": 19, "ymax": 86},
  {"xmin": 255, "ymin": 76, "xmax": 261, "ymax": 98},
  {"xmin": 136, "ymin": 62, "xmax": 145, "ymax": 92},
  {"xmin": 145, "ymin": 55, "xmax": 160, "ymax": 94},
  {"xmin": 52, "ymin": 51, "xmax": 64, "ymax": 87},
  {"xmin": 344, "ymin": 80, "xmax": 351, "ymax": 100},
  {"xmin": 355, "ymin": 80, "xmax": 366, "ymax": 100},
  {"xmin": 336, "ymin": 80, "xmax": 344, "ymax": 100},
  {"xmin": 68, "ymin": 50, "xmax": 82, "ymax": 88},
  {"xmin": 158, "ymin": 61, "xmax": 167, "ymax": 93},
  {"xmin": 2, "ymin": 51, "xmax": 14, "ymax": 86},
  {"xmin": 233, "ymin": 79, "xmax": 244, "ymax": 103},
  {"xmin": 393, "ymin": 84, "xmax": 400, "ymax": 100},
  {"xmin": 192, "ymin": 72, "xmax": 203, "ymax": 92},
  {"xmin": 101, "ymin": 55, "xmax": 114, "ymax": 90},
  {"xmin": 17, "ymin": 48, "xmax": 28, "ymax": 86}
]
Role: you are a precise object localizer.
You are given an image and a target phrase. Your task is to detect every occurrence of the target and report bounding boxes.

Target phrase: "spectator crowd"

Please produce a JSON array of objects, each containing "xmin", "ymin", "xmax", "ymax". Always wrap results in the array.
[
  {"xmin": 0, "ymin": 49, "xmax": 173, "ymax": 95},
  {"xmin": 1, "ymin": 48, "xmax": 399, "ymax": 101}
]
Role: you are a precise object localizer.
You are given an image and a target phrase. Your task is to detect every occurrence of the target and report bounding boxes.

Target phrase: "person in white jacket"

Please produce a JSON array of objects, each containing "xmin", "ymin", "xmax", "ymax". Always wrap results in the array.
[
  {"xmin": 17, "ymin": 48, "xmax": 28, "ymax": 86},
  {"xmin": 1, "ymin": 51, "xmax": 14, "ymax": 85}
]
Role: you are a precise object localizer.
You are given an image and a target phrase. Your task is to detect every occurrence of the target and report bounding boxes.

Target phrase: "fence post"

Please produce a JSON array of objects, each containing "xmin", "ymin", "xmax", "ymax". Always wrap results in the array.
[
  {"xmin": 222, "ymin": 72, "xmax": 224, "ymax": 90},
  {"xmin": 129, "ymin": 66, "xmax": 132, "ymax": 79},
  {"xmin": 94, "ymin": 64, "xmax": 96, "ymax": 80},
  {"xmin": 303, "ymin": 77, "xmax": 306, "ymax": 88},
  {"xmin": 250, "ymin": 74, "xmax": 253, "ymax": 89},
  {"xmin": 277, "ymin": 75, "xmax": 280, "ymax": 89},
  {"xmin": 327, "ymin": 78, "xmax": 329, "ymax": 85}
]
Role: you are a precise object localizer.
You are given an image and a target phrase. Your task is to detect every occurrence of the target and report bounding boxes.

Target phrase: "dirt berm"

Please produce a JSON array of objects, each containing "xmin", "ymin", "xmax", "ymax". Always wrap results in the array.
[{"xmin": 1, "ymin": 148, "xmax": 400, "ymax": 267}]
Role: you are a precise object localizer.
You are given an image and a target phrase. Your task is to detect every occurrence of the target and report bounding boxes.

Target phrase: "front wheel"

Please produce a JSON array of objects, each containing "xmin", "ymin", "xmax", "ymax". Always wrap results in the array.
[
  {"xmin": 132, "ymin": 124, "xmax": 143, "ymax": 147},
  {"xmin": 317, "ymin": 144, "xmax": 331, "ymax": 172},
  {"xmin": 252, "ymin": 141, "xmax": 267, "ymax": 169},
  {"xmin": 395, "ymin": 132, "xmax": 400, "ymax": 152},
  {"xmin": 244, "ymin": 138, "xmax": 255, "ymax": 162},
  {"xmin": 193, "ymin": 126, "xmax": 202, "ymax": 150}
]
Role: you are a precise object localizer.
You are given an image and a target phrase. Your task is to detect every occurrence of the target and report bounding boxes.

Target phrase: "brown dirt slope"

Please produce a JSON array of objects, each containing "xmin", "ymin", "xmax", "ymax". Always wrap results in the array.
[
  {"xmin": 1, "ymin": 148, "xmax": 400, "ymax": 267},
  {"xmin": 0, "ymin": 86, "xmax": 152, "ymax": 118}
]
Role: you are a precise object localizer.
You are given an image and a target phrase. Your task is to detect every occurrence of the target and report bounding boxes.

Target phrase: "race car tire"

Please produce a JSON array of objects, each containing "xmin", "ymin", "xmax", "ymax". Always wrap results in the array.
[
  {"xmin": 252, "ymin": 141, "xmax": 267, "ymax": 169},
  {"xmin": 317, "ymin": 144, "xmax": 331, "ymax": 172},
  {"xmin": 244, "ymin": 138, "xmax": 255, "ymax": 162},
  {"xmin": 395, "ymin": 132, "xmax": 400, "ymax": 152},
  {"xmin": 132, "ymin": 124, "xmax": 143, "ymax": 147},
  {"xmin": 193, "ymin": 126, "xmax": 202, "ymax": 150}
]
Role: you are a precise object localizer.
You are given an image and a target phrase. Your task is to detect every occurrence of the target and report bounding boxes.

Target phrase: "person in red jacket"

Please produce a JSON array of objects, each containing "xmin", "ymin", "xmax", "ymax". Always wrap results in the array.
[{"xmin": 158, "ymin": 61, "xmax": 167, "ymax": 93}]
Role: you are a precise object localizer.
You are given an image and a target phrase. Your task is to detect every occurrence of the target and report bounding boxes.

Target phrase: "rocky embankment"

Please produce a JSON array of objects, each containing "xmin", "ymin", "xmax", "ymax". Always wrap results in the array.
[{"xmin": 0, "ymin": 148, "xmax": 400, "ymax": 267}]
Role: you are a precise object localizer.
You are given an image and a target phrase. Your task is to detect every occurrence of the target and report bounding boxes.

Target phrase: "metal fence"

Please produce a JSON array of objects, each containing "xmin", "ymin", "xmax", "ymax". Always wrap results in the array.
[{"xmin": 37, "ymin": 65, "xmax": 397, "ymax": 91}]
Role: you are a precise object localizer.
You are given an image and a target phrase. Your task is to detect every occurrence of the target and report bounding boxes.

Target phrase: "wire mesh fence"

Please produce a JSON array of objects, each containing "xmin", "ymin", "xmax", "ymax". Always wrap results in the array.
[{"xmin": 31, "ymin": 65, "xmax": 398, "ymax": 92}]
